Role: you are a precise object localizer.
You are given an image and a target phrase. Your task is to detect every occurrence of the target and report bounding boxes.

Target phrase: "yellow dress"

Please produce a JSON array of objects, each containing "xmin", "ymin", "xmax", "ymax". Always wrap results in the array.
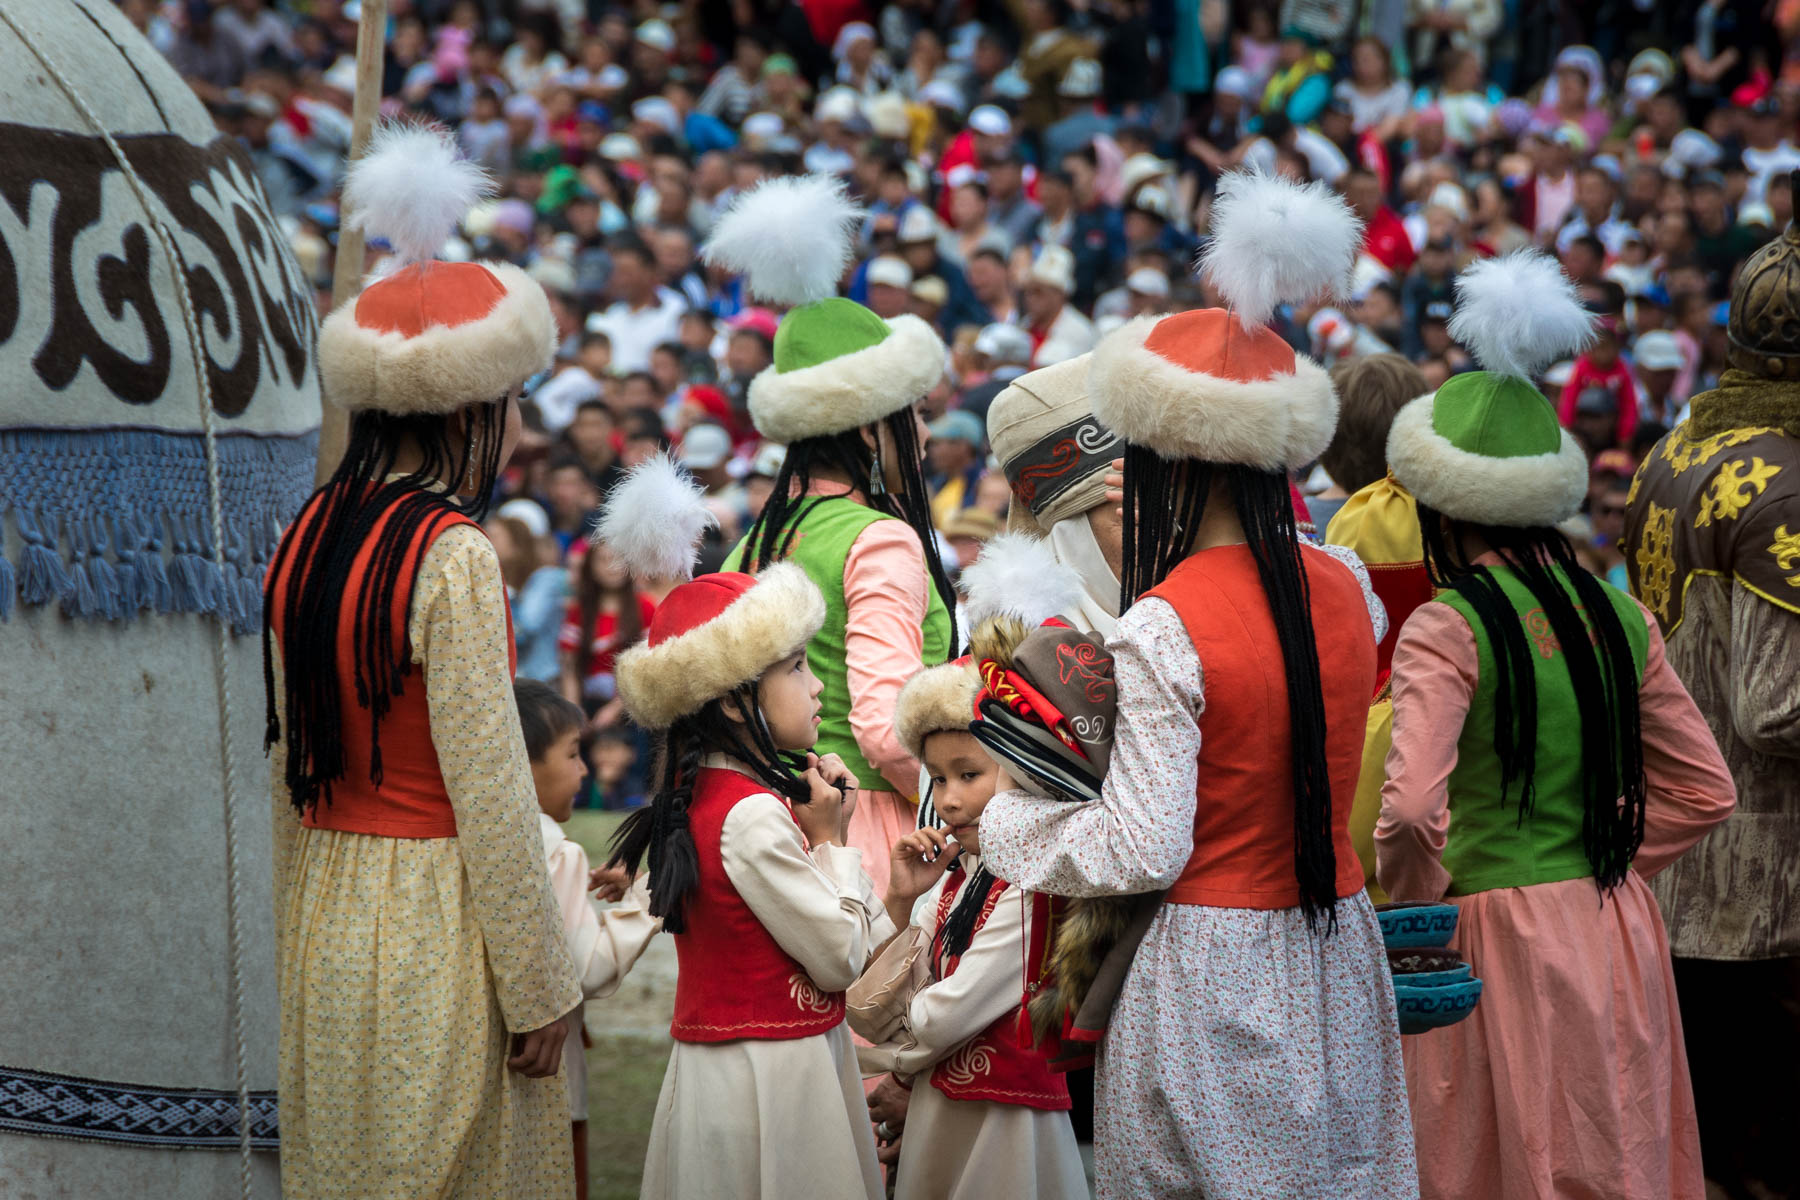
[{"xmin": 270, "ymin": 524, "xmax": 583, "ymax": 1199}]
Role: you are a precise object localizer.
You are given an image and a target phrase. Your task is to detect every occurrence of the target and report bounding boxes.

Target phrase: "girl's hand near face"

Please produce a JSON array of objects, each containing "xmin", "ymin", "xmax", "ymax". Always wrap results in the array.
[
  {"xmin": 810, "ymin": 751, "xmax": 859, "ymax": 795},
  {"xmin": 800, "ymin": 752, "xmax": 858, "ymax": 842},
  {"xmin": 792, "ymin": 769, "xmax": 847, "ymax": 848},
  {"xmin": 884, "ymin": 827, "xmax": 960, "ymax": 928}
]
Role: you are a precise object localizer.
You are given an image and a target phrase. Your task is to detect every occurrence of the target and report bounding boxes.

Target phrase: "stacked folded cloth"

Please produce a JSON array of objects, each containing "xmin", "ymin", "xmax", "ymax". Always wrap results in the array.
[
  {"xmin": 959, "ymin": 535, "xmax": 1156, "ymax": 1072},
  {"xmin": 1375, "ymin": 901, "xmax": 1484, "ymax": 1034}
]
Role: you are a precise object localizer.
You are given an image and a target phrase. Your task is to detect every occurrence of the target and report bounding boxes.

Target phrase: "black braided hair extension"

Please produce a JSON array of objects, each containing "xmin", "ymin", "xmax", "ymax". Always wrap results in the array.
[
  {"xmin": 932, "ymin": 860, "xmax": 998, "ymax": 967},
  {"xmin": 1119, "ymin": 445, "xmax": 1211, "ymax": 611},
  {"xmin": 1415, "ymin": 504, "xmax": 1647, "ymax": 889},
  {"xmin": 1118, "ymin": 448, "xmax": 1341, "ymax": 932},
  {"xmin": 739, "ymin": 410, "xmax": 959, "ymax": 650},
  {"xmin": 882, "ymin": 409, "xmax": 961, "ymax": 651},
  {"xmin": 606, "ymin": 682, "xmax": 810, "ymax": 934},
  {"xmin": 1228, "ymin": 468, "xmax": 1339, "ymax": 933},
  {"xmin": 263, "ymin": 396, "xmax": 510, "ymax": 818}
]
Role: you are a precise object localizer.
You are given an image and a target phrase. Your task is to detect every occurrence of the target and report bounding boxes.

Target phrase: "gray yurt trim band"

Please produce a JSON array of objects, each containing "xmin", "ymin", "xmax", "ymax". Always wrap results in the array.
[
  {"xmin": 0, "ymin": 426, "xmax": 317, "ymax": 633},
  {"xmin": 0, "ymin": 1064, "xmax": 277, "ymax": 1150}
]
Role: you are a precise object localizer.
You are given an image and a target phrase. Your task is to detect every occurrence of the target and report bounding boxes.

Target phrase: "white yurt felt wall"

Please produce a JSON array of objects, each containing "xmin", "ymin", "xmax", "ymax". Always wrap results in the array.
[{"xmin": 0, "ymin": 0, "xmax": 319, "ymax": 1194}]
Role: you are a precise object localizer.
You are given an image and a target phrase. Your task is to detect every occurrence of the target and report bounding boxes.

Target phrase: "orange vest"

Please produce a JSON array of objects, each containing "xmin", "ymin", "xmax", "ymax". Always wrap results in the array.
[
  {"xmin": 267, "ymin": 490, "xmax": 509, "ymax": 839},
  {"xmin": 1145, "ymin": 545, "xmax": 1375, "ymax": 908}
]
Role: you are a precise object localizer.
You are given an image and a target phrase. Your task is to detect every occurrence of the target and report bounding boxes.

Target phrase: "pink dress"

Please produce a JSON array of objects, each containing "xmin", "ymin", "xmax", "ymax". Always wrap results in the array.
[
  {"xmin": 1376, "ymin": 594, "xmax": 1735, "ymax": 1200},
  {"xmin": 834, "ymin": 493, "xmax": 935, "ymax": 894}
]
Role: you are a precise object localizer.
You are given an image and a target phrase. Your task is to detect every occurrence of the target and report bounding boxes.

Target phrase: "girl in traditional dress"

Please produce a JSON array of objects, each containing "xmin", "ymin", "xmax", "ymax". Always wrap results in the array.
[
  {"xmin": 977, "ymin": 169, "xmax": 1418, "ymax": 1198},
  {"xmin": 1376, "ymin": 251, "xmax": 1736, "ymax": 1200},
  {"xmin": 703, "ymin": 174, "xmax": 958, "ymax": 894},
  {"xmin": 847, "ymin": 567, "xmax": 1090, "ymax": 1200},
  {"xmin": 597, "ymin": 455, "xmax": 893, "ymax": 1200},
  {"xmin": 264, "ymin": 124, "xmax": 581, "ymax": 1198}
]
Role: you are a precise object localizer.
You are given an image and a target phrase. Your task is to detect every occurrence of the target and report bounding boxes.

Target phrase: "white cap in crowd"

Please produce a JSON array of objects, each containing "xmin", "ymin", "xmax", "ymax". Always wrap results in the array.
[
  {"xmin": 1214, "ymin": 65, "xmax": 1256, "ymax": 100},
  {"xmin": 968, "ymin": 104, "xmax": 1012, "ymax": 137},
  {"xmin": 1059, "ymin": 58, "xmax": 1102, "ymax": 99},
  {"xmin": 867, "ymin": 255, "xmax": 915, "ymax": 290},
  {"xmin": 635, "ymin": 19, "xmax": 675, "ymax": 53},
  {"xmin": 898, "ymin": 206, "xmax": 941, "ymax": 244},
  {"xmin": 678, "ymin": 422, "xmax": 734, "ymax": 471},
  {"xmin": 1126, "ymin": 267, "xmax": 1170, "ymax": 298},
  {"xmin": 1633, "ymin": 331, "xmax": 1686, "ymax": 371},
  {"xmin": 1130, "ymin": 184, "xmax": 1172, "ymax": 221},
  {"xmin": 974, "ymin": 322, "xmax": 1034, "ymax": 365},
  {"xmin": 1027, "ymin": 244, "xmax": 1076, "ymax": 295}
]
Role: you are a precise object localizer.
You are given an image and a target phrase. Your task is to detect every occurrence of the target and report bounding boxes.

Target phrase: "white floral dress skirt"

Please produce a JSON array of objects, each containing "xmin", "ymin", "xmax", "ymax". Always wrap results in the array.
[{"xmin": 980, "ymin": 592, "xmax": 1418, "ymax": 1200}]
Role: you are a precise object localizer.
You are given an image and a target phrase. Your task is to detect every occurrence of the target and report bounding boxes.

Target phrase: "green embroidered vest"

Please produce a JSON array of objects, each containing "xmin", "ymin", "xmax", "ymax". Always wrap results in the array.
[
  {"xmin": 726, "ymin": 498, "xmax": 952, "ymax": 792},
  {"xmin": 1435, "ymin": 565, "xmax": 1649, "ymax": 896}
]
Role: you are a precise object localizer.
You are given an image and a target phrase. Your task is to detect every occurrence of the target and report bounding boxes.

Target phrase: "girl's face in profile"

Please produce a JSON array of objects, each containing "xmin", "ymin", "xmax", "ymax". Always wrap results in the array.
[{"xmin": 756, "ymin": 649, "xmax": 824, "ymax": 751}]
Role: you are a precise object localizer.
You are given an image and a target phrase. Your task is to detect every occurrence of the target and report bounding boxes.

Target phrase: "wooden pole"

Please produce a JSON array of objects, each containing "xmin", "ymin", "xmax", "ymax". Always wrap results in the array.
[{"xmin": 315, "ymin": 0, "xmax": 388, "ymax": 485}]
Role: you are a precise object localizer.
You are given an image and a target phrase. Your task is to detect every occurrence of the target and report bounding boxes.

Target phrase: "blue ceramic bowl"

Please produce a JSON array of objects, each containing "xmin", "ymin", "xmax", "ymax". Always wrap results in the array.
[
  {"xmin": 1391, "ymin": 965, "xmax": 1472, "ymax": 988},
  {"xmin": 1395, "ymin": 977, "xmax": 1483, "ymax": 1035},
  {"xmin": 1375, "ymin": 901, "xmax": 1459, "ymax": 949}
]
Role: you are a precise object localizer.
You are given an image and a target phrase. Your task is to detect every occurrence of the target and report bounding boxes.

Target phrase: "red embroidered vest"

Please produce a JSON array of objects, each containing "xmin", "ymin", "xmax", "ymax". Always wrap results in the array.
[
  {"xmin": 267, "ymin": 490, "xmax": 512, "ymax": 839},
  {"xmin": 926, "ymin": 866, "xmax": 1071, "ymax": 1111},
  {"xmin": 670, "ymin": 767, "xmax": 847, "ymax": 1042},
  {"xmin": 1146, "ymin": 545, "xmax": 1375, "ymax": 908}
]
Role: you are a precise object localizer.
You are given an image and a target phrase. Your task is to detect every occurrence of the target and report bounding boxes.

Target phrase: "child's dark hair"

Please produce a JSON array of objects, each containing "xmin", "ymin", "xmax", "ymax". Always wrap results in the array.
[
  {"xmin": 513, "ymin": 678, "xmax": 585, "ymax": 761},
  {"xmin": 606, "ymin": 685, "xmax": 809, "ymax": 934}
]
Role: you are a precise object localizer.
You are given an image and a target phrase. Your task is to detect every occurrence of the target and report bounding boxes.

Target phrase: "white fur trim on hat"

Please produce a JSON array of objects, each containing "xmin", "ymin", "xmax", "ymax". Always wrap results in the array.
[
  {"xmin": 747, "ymin": 314, "xmax": 945, "ymax": 443},
  {"xmin": 1385, "ymin": 394, "xmax": 1588, "ymax": 528},
  {"xmin": 896, "ymin": 662, "xmax": 981, "ymax": 760},
  {"xmin": 319, "ymin": 262, "xmax": 554, "ymax": 415},
  {"xmin": 1085, "ymin": 315, "xmax": 1337, "ymax": 471},
  {"xmin": 615, "ymin": 562, "xmax": 826, "ymax": 729}
]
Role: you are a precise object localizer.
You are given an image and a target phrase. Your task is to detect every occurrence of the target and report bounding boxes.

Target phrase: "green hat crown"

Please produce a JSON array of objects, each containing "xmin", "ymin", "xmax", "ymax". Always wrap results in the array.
[
  {"xmin": 1386, "ymin": 251, "xmax": 1594, "ymax": 528},
  {"xmin": 1429, "ymin": 372, "xmax": 1564, "ymax": 459},
  {"xmin": 773, "ymin": 297, "xmax": 894, "ymax": 373}
]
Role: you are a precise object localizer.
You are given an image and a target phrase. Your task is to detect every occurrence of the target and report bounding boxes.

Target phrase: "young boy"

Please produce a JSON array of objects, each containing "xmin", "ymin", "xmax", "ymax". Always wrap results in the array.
[{"xmin": 513, "ymin": 679, "xmax": 660, "ymax": 1200}]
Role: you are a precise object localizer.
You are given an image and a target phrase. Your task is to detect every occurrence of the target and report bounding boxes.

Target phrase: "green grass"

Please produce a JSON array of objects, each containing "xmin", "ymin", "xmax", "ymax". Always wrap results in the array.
[{"xmin": 566, "ymin": 807, "xmax": 671, "ymax": 1200}]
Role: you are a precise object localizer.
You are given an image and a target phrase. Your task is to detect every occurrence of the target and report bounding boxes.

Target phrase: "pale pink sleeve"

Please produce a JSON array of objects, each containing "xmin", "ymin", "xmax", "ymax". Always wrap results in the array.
[
  {"xmin": 843, "ymin": 520, "xmax": 932, "ymax": 795},
  {"xmin": 1630, "ymin": 596, "xmax": 1737, "ymax": 878},
  {"xmin": 1375, "ymin": 604, "xmax": 1477, "ymax": 903}
]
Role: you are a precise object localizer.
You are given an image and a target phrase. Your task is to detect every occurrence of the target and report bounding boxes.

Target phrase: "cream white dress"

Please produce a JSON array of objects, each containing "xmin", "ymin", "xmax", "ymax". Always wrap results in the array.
[
  {"xmin": 979, "ymin": 596, "xmax": 1418, "ymax": 1200},
  {"xmin": 271, "ymin": 525, "xmax": 583, "ymax": 1199},
  {"xmin": 850, "ymin": 855, "xmax": 1088, "ymax": 1200},
  {"xmin": 639, "ymin": 782, "xmax": 895, "ymax": 1200}
]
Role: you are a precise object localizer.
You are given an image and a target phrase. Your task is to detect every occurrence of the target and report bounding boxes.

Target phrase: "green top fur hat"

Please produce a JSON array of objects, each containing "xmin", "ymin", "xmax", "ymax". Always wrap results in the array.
[
  {"xmin": 702, "ymin": 175, "xmax": 946, "ymax": 444},
  {"xmin": 1386, "ymin": 250, "xmax": 1596, "ymax": 528}
]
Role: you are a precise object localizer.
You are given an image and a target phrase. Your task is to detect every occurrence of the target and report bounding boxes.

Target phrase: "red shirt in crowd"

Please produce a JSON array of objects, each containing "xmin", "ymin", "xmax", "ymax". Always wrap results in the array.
[
  {"xmin": 558, "ymin": 593, "xmax": 658, "ymax": 701},
  {"xmin": 1362, "ymin": 206, "xmax": 1416, "ymax": 275},
  {"xmin": 1557, "ymin": 354, "xmax": 1640, "ymax": 447}
]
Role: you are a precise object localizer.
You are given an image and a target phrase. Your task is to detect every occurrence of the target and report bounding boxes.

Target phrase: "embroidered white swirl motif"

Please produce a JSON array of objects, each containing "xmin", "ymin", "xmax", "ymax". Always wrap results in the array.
[
  {"xmin": 1069, "ymin": 714, "xmax": 1108, "ymax": 743},
  {"xmin": 1075, "ymin": 421, "xmax": 1119, "ymax": 455},
  {"xmin": 788, "ymin": 973, "xmax": 835, "ymax": 1014},
  {"xmin": 940, "ymin": 1040, "xmax": 995, "ymax": 1084}
]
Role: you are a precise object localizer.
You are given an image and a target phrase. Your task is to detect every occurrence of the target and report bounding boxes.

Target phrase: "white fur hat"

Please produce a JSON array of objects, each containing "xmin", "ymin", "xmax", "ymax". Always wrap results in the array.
[
  {"xmin": 1085, "ymin": 168, "xmax": 1359, "ymax": 471},
  {"xmin": 318, "ymin": 123, "xmax": 553, "ymax": 415},
  {"xmin": 704, "ymin": 174, "xmax": 946, "ymax": 443},
  {"xmin": 597, "ymin": 455, "xmax": 828, "ymax": 728},
  {"xmin": 895, "ymin": 661, "xmax": 982, "ymax": 759}
]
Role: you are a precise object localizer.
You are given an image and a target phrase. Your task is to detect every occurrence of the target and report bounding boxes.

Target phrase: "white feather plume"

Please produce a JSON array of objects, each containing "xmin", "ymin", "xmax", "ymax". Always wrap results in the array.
[
  {"xmin": 1448, "ymin": 250, "xmax": 1596, "ymax": 378},
  {"xmin": 593, "ymin": 453, "xmax": 717, "ymax": 581},
  {"xmin": 1198, "ymin": 167, "xmax": 1363, "ymax": 329},
  {"xmin": 701, "ymin": 174, "xmax": 866, "ymax": 306},
  {"xmin": 343, "ymin": 122, "xmax": 493, "ymax": 266},
  {"xmin": 960, "ymin": 534, "xmax": 1088, "ymax": 629}
]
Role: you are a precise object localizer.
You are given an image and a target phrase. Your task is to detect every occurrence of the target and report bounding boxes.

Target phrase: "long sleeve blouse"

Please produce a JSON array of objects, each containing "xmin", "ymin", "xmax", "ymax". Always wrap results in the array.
[{"xmin": 1375, "ymin": 596, "xmax": 1736, "ymax": 902}]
